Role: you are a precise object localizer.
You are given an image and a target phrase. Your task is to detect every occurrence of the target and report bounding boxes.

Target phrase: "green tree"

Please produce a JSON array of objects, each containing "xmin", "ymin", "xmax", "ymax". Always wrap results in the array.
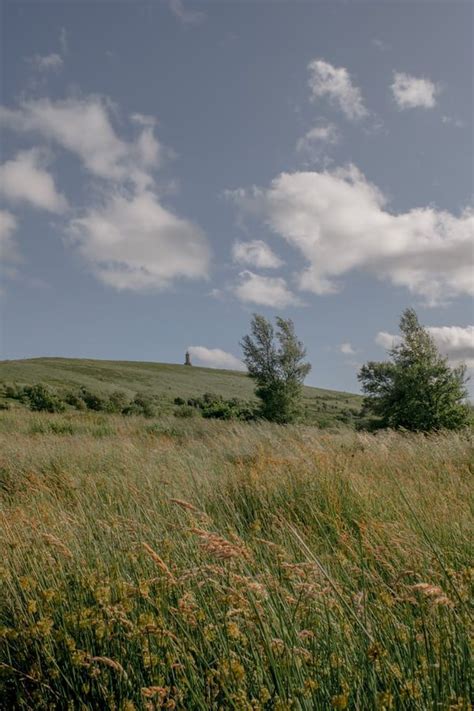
[
  {"xmin": 358, "ymin": 308, "xmax": 470, "ymax": 431},
  {"xmin": 241, "ymin": 314, "xmax": 311, "ymax": 423}
]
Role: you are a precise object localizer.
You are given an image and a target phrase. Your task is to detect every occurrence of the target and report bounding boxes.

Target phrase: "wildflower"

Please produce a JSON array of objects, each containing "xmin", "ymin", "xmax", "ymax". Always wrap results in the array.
[
  {"xmin": 303, "ymin": 678, "xmax": 318, "ymax": 694},
  {"xmin": 19, "ymin": 576, "xmax": 36, "ymax": 591},
  {"xmin": 27, "ymin": 599, "xmax": 38, "ymax": 615},
  {"xmin": 121, "ymin": 702, "xmax": 136, "ymax": 711},
  {"xmin": 270, "ymin": 638, "xmax": 285, "ymax": 656},
  {"xmin": 376, "ymin": 691, "xmax": 394, "ymax": 709},
  {"xmin": 227, "ymin": 621, "xmax": 241, "ymax": 639},
  {"xmin": 203, "ymin": 624, "xmax": 217, "ymax": 642},
  {"xmin": 259, "ymin": 687, "xmax": 271, "ymax": 704},
  {"xmin": 33, "ymin": 617, "xmax": 54, "ymax": 637},
  {"xmin": 331, "ymin": 692, "xmax": 349, "ymax": 709},
  {"xmin": 367, "ymin": 642, "xmax": 384, "ymax": 662}
]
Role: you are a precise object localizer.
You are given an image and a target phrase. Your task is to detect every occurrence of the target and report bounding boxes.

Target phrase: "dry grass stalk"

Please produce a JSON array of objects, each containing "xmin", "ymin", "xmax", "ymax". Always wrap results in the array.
[{"xmin": 142, "ymin": 543, "xmax": 175, "ymax": 582}]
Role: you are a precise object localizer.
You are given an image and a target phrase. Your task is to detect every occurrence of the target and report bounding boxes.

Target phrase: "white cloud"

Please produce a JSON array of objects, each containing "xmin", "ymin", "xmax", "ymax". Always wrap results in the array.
[
  {"xmin": 228, "ymin": 165, "xmax": 473, "ymax": 304},
  {"xmin": 340, "ymin": 342, "xmax": 355, "ymax": 355},
  {"xmin": 296, "ymin": 122, "xmax": 339, "ymax": 163},
  {"xmin": 441, "ymin": 115, "xmax": 465, "ymax": 128},
  {"xmin": 30, "ymin": 53, "xmax": 64, "ymax": 72},
  {"xmin": 428, "ymin": 326, "xmax": 474, "ymax": 367},
  {"xmin": 391, "ymin": 72, "xmax": 440, "ymax": 110},
  {"xmin": 233, "ymin": 270, "xmax": 301, "ymax": 307},
  {"xmin": 187, "ymin": 346, "xmax": 245, "ymax": 370},
  {"xmin": 0, "ymin": 148, "xmax": 68, "ymax": 213},
  {"xmin": 168, "ymin": 0, "xmax": 204, "ymax": 25},
  {"xmin": 307, "ymin": 59, "xmax": 367, "ymax": 120},
  {"xmin": 0, "ymin": 97, "xmax": 163, "ymax": 188},
  {"xmin": 0, "ymin": 210, "xmax": 19, "ymax": 262},
  {"xmin": 372, "ymin": 38, "xmax": 390, "ymax": 51},
  {"xmin": 232, "ymin": 240, "xmax": 283, "ymax": 269},
  {"xmin": 67, "ymin": 189, "xmax": 210, "ymax": 292},
  {"xmin": 130, "ymin": 113, "xmax": 156, "ymax": 127},
  {"xmin": 376, "ymin": 326, "xmax": 474, "ymax": 368},
  {"xmin": 375, "ymin": 331, "xmax": 402, "ymax": 350}
]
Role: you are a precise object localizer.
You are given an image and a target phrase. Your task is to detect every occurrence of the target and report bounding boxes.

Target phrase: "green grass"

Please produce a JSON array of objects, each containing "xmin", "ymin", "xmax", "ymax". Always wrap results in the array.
[
  {"xmin": 0, "ymin": 357, "xmax": 363, "ymax": 426},
  {"xmin": 0, "ymin": 409, "xmax": 472, "ymax": 709}
]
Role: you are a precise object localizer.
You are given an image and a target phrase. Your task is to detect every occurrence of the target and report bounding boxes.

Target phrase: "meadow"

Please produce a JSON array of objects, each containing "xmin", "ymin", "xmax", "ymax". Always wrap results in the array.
[
  {"xmin": 0, "ymin": 358, "xmax": 363, "ymax": 428},
  {"xmin": 0, "ymin": 408, "xmax": 472, "ymax": 710}
]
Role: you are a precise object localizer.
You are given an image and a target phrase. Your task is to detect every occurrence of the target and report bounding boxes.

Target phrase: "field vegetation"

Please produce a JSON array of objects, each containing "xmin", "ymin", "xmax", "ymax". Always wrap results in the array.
[
  {"xmin": 0, "ymin": 358, "xmax": 363, "ymax": 429},
  {"xmin": 1, "ymin": 408, "xmax": 472, "ymax": 709}
]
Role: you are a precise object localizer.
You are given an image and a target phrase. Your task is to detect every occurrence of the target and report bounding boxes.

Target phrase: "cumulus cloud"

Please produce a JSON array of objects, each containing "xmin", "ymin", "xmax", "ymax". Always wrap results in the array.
[
  {"xmin": 428, "ymin": 326, "xmax": 474, "ymax": 367},
  {"xmin": 296, "ymin": 122, "xmax": 339, "ymax": 163},
  {"xmin": 307, "ymin": 59, "xmax": 367, "ymax": 120},
  {"xmin": 0, "ymin": 210, "xmax": 19, "ymax": 262},
  {"xmin": 340, "ymin": 342, "xmax": 356, "ymax": 355},
  {"xmin": 30, "ymin": 53, "xmax": 64, "ymax": 72},
  {"xmin": 0, "ymin": 96, "xmax": 163, "ymax": 188},
  {"xmin": 376, "ymin": 325, "xmax": 474, "ymax": 368},
  {"xmin": 228, "ymin": 165, "xmax": 473, "ymax": 304},
  {"xmin": 0, "ymin": 95, "xmax": 209, "ymax": 292},
  {"xmin": 375, "ymin": 331, "xmax": 401, "ymax": 350},
  {"xmin": 187, "ymin": 346, "xmax": 245, "ymax": 370},
  {"xmin": 233, "ymin": 270, "xmax": 300, "ymax": 307},
  {"xmin": 67, "ymin": 189, "xmax": 210, "ymax": 292},
  {"xmin": 391, "ymin": 72, "xmax": 440, "ymax": 109},
  {"xmin": 0, "ymin": 148, "xmax": 68, "ymax": 213},
  {"xmin": 232, "ymin": 240, "xmax": 283, "ymax": 269}
]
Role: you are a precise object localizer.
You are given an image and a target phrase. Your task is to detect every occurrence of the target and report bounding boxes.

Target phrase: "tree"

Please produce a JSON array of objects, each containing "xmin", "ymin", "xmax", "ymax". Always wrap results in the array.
[
  {"xmin": 358, "ymin": 308, "xmax": 470, "ymax": 431},
  {"xmin": 241, "ymin": 314, "xmax": 311, "ymax": 423}
]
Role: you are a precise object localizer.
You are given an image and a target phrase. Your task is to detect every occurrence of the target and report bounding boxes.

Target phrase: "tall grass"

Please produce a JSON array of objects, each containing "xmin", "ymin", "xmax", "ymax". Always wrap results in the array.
[{"xmin": 0, "ymin": 411, "xmax": 472, "ymax": 709}]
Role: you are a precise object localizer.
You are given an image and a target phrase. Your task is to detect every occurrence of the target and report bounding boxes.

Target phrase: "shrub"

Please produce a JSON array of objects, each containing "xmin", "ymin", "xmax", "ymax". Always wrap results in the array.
[
  {"xmin": 79, "ymin": 387, "xmax": 107, "ymax": 411},
  {"xmin": 4, "ymin": 384, "xmax": 24, "ymax": 400},
  {"xmin": 106, "ymin": 390, "xmax": 130, "ymax": 413},
  {"xmin": 123, "ymin": 393, "xmax": 156, "ymax": 418},
  {"xmin": 64, "ymin": 392, "xmax": 87, "ymax": 410},
  {"xmin": 174, "ymin": 404, "xmax": 198, "ymax": 418},
  {"xmin": 184, "ymin": 393, "xmax": 257, "ymax": 421},
  {"xmin": 21, "ymin": 384, "xmax": 65, "ymax": 413}
]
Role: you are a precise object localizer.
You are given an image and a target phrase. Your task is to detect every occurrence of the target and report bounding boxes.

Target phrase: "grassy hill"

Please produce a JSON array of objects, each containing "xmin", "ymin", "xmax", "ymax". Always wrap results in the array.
[{"xmin": 0, "ymin": 357, "xmax": 363, "ymax": 425}]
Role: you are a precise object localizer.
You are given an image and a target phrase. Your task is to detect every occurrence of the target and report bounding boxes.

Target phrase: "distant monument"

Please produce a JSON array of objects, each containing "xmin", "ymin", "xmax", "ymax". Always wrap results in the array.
[{"xmin": 184, "ymin": 350, "xmax": 192, "ymax": 366}]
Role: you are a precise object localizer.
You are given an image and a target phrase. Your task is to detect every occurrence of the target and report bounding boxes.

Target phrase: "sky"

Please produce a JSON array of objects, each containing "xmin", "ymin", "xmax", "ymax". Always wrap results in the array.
[{"xmin": 0, "ymin": 0, "xmax": 473, "ymax": 394}]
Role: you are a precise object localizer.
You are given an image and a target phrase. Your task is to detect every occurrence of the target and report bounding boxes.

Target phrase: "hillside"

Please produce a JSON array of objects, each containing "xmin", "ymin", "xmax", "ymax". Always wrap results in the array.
[{"xmin": 0, "ymin": 357, "xmax": 363, "ymax": 425}]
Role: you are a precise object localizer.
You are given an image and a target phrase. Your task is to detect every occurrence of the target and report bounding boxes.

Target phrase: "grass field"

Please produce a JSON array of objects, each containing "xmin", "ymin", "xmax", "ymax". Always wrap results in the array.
[
  {"xmin": 0, "ymin": 358, "xmax": 363, "ymax": 427},
  {"xmin": 0, "ymin": 408, "xmax": 472, "ymax": 710}
]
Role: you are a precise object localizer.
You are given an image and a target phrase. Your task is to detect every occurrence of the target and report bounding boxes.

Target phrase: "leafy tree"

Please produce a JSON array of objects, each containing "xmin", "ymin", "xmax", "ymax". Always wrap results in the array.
[
  {"xmin": 241, "ymin": 314, "xmax": 311, "ymax": 423},
  {"xmin": 358, "ymin": 308, "xmax": 470, "ymax": 431}
]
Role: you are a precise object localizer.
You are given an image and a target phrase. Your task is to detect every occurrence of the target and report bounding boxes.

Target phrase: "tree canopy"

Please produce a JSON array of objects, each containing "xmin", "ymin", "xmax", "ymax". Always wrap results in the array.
[
  {"xmin": 358, "ymin": 308, "xmax": 470, "ymax": 431},
  {"xmin": 241, "ymin": 314, "xmax": 311, "ymax": 423}
]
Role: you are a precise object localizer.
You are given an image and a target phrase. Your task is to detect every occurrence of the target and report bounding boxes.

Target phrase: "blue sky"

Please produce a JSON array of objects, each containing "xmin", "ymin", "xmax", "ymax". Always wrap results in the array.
[{"xmin": 1, "ymin": 0, "xmax": 473, "ymax": 393}]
